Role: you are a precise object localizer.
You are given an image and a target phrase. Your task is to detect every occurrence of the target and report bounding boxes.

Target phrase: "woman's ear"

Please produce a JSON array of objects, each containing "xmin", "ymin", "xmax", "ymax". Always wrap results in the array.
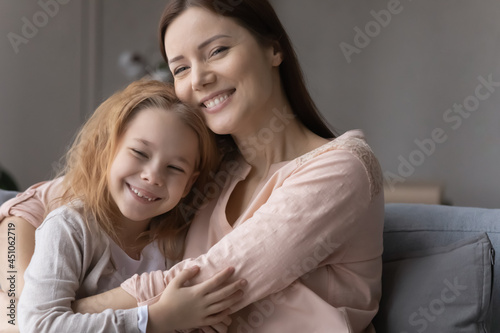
[
  {"xmin": 182, "ymin": 171, "xmax": 200, "ymax": 197},
  {"xmin": 271, "ymin": 41, "xmax": 283, "ymax": 67}
]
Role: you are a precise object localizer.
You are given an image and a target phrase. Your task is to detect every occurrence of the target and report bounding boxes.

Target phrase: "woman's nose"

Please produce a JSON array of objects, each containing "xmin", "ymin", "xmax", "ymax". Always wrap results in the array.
[{"xmin": 191, "ymin": 63, "xmax": 215, "ymax": 91}]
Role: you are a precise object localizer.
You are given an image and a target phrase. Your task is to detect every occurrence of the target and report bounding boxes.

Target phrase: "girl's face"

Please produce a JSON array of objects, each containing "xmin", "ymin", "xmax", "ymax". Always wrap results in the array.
[
  {"xmin": 164, "ymin": 7, "xmax": 283, "ymax": 137},
  {"xmin": 108, "ymin": 107, "xmax": 199, "ymax": 230}
]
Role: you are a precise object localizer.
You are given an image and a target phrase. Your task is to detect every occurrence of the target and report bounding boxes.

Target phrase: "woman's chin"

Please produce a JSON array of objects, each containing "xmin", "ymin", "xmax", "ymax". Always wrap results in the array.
[{"xmin": 206, "ymin": 121, "xmax": 234, "ymax": 136}]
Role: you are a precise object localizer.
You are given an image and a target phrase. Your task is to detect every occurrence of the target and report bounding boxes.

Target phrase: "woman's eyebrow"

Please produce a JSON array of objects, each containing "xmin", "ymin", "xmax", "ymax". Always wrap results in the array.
[
  {"xmin": 197, "ymin": 34, "xmax": 230, "ymax": 50},
  {"xmin": 168, "ymin": 55, "xmax": 184, "ymax": 65},
  {"xmin": 168, "ymin": 34, "xmax": 230, "ymax": 65}
]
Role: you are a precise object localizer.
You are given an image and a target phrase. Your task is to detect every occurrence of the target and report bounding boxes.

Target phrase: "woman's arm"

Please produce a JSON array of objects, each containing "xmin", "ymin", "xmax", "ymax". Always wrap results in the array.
[
  {"xmin": 0, "ymin": 216, "xmax": 36, "ymax": 297},
  {"xmin": 0, "ymin": 178, "xmax": 64, "ymax": 228},
  {"xmin": 122, "ymin": 148, "xmax": 383, "ymax": 311},
  {"xmin": 0, "ymin": 216, "xmax": 36, "ymax": 332},
  {"xmin": 0, "ymin": 178, "xmax": 63, "ymax": 296},
  {"xmin": 0, "ymin": 179, "xmax": 64, "ymax": 331}
]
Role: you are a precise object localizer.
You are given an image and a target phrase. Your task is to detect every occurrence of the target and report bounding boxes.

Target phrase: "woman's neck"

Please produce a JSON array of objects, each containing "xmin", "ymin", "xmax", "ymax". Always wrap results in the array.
[
  {"xmin": 231, "ymin": 73, "xmax": 329, "ymax": 178},
  {"xmin": 232, "ymin": 107, "xmax": 328, "ymax": 179}
]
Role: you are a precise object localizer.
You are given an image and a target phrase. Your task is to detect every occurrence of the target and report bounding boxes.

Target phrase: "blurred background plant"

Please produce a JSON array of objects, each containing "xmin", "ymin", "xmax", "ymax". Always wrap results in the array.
[
  {"xmin": 0, "ymin": 164, "xmax": 19, "ymax": 191},
  {"xmin": 118, "ymin": 51, "xmax": 172, "ymax": 83}
]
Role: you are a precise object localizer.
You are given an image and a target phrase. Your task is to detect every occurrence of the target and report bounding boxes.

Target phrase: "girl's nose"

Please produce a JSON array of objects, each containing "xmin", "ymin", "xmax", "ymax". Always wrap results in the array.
[{"xmin": 141, "ymin": 166, "xmax": 164, "ymax": 187}]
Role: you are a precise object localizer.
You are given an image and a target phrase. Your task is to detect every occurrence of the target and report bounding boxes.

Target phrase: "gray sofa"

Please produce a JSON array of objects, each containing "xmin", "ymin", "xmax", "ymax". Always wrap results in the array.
[
  {"xmin": 1, "ymin": 190, "xmax": 498, "ymax": 332},
  {"xmin": 375, "ymin": 203, "xmax": 499, "ymax": 333},
  {"xmin": 0, "ymin": 190, "xmax": 17, "ymax": 206}
]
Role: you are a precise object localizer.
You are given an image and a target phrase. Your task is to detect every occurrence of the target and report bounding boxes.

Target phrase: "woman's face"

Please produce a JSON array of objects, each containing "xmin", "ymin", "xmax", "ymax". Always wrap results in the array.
[
  {"xmin": 164, "ymin": 7, "xmax": 283, "ymax": 136},
  {"xmin": 108, "ymin": 107, "xmax": 199, "ymax": 230}
]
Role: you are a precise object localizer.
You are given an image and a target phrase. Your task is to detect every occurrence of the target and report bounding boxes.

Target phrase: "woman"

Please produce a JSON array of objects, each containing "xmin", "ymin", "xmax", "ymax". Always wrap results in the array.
[{"xmin": 0, "ymin": 0, "xmax": 384, "ymax": 331}]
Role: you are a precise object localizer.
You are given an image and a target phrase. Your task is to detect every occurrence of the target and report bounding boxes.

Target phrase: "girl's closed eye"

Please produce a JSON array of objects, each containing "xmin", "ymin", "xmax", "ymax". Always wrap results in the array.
[
  {"xmin": 131, "ymin": 148, "xmax": 148, "ymax": 159},
  {"xmin": 168, "ymin": 165, "xmax": 185, "ymax": 173}
]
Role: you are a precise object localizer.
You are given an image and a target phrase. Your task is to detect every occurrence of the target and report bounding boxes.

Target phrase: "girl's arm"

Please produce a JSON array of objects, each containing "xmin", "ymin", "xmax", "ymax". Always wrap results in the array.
[
  {"xmin": 71, "ymin": 284, "xmax": 138, "ymax": 313},
  {"xmin": 1, "ymin": 178, "xmax": 243, "ymax": 331},
  {"xmin": 73, "ymin": 268, "xmax": 243, "ymax": 332},
  {"xmin": 19, "ymin": 209, "xmax": 141, "ymax": 333},
  {"xmin": 20, "ymin": 208, "xmax": 245, "ymax": 333}
]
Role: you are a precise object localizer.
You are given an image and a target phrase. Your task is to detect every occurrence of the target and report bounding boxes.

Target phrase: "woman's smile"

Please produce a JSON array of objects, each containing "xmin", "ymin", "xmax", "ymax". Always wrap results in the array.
[
  {"xmin": 200, "ymin": 89, "xmax": 235, "ymax": 112},
  {"xmin": 165, "ymin": 6, "xmax": 283, "ymax": 136}
]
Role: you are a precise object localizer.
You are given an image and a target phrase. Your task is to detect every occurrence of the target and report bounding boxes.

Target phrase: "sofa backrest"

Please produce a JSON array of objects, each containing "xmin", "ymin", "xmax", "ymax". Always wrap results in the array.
[
  {"xmin": 378, "ymin": 203, "xmax": 500, "ymax": 332},
  {"xmin": 0, "ymin": 189, "xmax": 17, "ymax": 207}
]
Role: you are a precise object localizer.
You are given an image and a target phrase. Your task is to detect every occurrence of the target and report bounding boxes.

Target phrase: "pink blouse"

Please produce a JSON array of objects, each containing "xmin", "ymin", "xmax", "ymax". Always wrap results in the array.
[
  {"xmin": 0, "ymin": 177, "xmax": 64, "ymax": 227},
  {"xmin": 121, "ymin": 130, "xmax": 384, "ymax": 333}
]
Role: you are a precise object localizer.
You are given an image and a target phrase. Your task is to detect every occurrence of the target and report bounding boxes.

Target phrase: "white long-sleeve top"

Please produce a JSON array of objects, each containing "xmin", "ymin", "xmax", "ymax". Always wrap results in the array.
[{"xmin": 18, "ymin": 204, "xmax": 168, "ymax": 333}]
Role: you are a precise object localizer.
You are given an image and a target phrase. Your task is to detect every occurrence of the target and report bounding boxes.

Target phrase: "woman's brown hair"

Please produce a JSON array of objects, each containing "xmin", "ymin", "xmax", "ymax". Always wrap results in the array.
[
  {"xmin": 56, "ymin": 79, "xmax": 219, "ymax": 259},
  {"xmin": 158, "ymin": 0, "xmax": 335, "ymax": 140}
]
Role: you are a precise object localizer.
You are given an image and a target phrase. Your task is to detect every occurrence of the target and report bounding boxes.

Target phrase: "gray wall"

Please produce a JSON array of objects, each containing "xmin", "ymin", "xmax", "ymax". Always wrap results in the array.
[
  {"xmin": 98, "ymin": 0, "xmax": 168, "ymax": 103},
  {"xmin": 0, "ymin": 0, "xmax": 167, "ymax": 190},
  {"xmin": 1, "ymin": 0, "xmax": 499, "ymax": 208},
  {"xmin": 271, "ymin": 0, "xmax": 500, "ymax": 208},
  {"xmin": 0, "ymin": 0, "xmax": 85, "ymax": 190}
]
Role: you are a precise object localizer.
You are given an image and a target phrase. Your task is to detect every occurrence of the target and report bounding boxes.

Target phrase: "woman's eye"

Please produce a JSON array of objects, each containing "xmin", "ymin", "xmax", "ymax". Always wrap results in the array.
[
  {"xmin": 173, "ymin": 66, "xmax": 189, "ymax": 76},
  {"xmin": 210, "ymin": 46, "xmax": 228, "ymax": 58}
]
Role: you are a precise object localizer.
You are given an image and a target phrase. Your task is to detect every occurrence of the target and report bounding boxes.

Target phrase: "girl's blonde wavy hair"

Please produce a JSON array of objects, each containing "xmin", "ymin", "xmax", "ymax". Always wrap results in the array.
[{"xmin": 56, "ymin": 79, "xmax": 219, "ymax": 260}]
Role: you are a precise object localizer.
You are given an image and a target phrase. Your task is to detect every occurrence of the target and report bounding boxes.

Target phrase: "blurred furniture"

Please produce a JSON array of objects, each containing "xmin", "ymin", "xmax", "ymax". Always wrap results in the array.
[
  {"xmin": 0, "ymin": 166, "xmax": 19, "ymax": 191},
  {"xmin": 384, "ymin": 182, "xmax": 443, "ymax": 205},
  {"xmin": 0, "ymin": 189, "xmax": 17, "ymax": 205}
]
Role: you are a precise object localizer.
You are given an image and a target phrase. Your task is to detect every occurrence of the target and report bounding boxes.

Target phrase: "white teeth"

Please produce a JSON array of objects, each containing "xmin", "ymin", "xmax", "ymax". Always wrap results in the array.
[
  {"xmin": 204, "ymin": 94, "xmax": 229, "ymax": 108},
  {"xmin": 131, "ymin": 186, "xmax": 156, "ymax": 201}
]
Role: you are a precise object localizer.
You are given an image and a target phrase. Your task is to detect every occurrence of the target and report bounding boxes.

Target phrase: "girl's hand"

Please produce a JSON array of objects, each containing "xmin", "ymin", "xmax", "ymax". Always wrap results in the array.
[{"xmin": 147, "ymin": 266, "xmax": 246, "ymax": 333}]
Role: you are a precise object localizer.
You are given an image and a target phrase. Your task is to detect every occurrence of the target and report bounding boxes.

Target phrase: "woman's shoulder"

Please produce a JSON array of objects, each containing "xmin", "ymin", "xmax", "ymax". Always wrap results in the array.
[
  {"xmin": 294, "ymin": 129, "xmax": 383, "ymax": 198},
  {"xmin": 296, "ymin": 130, "xmax": 371, "ymax": 164}
]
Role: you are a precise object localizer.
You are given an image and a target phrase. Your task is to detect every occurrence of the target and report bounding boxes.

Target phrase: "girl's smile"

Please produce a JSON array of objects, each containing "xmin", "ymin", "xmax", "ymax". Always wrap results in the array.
[
  {"xmin": 127, "ymin": 183, "xmax": 162, "ymax": 202},
  {"xmin": 108, "ymin": 107, "xmax": 199, "ymax": 231}
]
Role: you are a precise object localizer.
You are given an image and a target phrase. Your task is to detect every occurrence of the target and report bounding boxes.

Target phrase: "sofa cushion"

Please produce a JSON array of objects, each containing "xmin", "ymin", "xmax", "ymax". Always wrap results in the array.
[
  {"xmin": 0, "ymin": 190, "xmax": 17, "ymax": 206},
  {"xmin": 374, "ymin": 233, "xmax": 493, "ymax": 332}
]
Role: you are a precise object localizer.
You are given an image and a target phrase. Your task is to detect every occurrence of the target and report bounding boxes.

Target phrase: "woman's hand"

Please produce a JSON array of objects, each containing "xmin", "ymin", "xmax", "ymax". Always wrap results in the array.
[{"xmin": 147, "ymin": 266, "xmax": 246, "ymax": 333}]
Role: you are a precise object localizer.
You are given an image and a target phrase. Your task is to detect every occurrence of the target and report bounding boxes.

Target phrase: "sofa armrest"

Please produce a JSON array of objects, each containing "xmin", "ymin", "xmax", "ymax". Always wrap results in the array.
[{"xmin": 0, "ymin": 190, "xmax": 18, "ymax": 206}]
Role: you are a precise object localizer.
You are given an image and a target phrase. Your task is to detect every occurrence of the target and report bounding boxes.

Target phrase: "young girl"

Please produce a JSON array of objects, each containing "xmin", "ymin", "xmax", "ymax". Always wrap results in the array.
[{"xmin": 18, "ymin": 80, "xmax": 246, "ymax": 333}]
